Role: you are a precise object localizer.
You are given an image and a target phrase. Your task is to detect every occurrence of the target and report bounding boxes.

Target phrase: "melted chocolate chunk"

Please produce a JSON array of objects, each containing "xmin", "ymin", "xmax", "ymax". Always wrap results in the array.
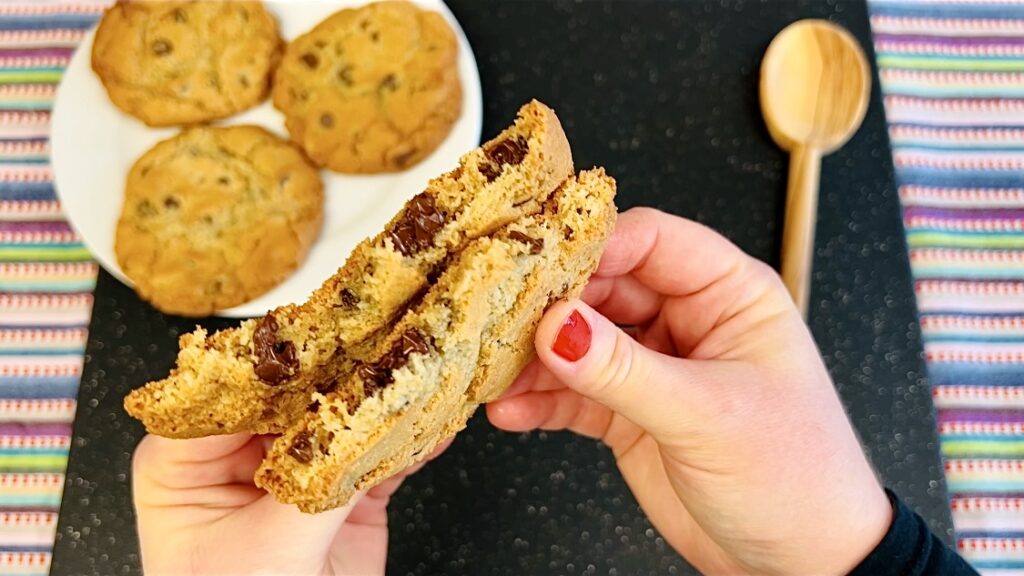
[
  {"xmin": 306, "ymin": 400, "xmax": 320, "ymax": 413},
  {"xmin": 357, "ymin": 329, "xmax": 431, "ymax": 396},
  {"xmin": 252, "ymin": 315, "xmax": 299, "ymax": 385},
  {"xmin": 508, "ymin": 230, "xmax": 544, "ymax": 254},
  {"xmin": 315, "ymin": 379, "xmax": 339, "ymax": 395},
  {"xmin": 485, "ymin": 137, "xmax": 528, "ymax": 168},
  {"xmin": 478, "ymin": 163, "xmax": 501, "ymax": 182},
  {"xmin": 479, "ymin": 137, "xmax": 528, "ymax": 182},
  {"xmin": 300, "ymin": 53, "xmax": 319, "ymax": 69},
  {"xmin": 152, "ymin": 39, "xmax": 172, "ymax": 56},
  {"xmin": 387, "ymin": 193, "xmax": 446, "ymax": 255},
  {"xmin": 339, "ymin": 288, "xmax": 359, "ymax": 308},
  {"xmin": 288, "ymin": 431, "xmax": 315, "ymax": 463}
]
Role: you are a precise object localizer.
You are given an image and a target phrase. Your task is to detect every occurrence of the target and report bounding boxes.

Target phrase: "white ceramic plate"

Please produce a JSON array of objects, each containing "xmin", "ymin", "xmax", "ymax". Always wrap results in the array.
[{"xmin": 51, "ymin": 0, "xmax": 482, "ymax": 318}]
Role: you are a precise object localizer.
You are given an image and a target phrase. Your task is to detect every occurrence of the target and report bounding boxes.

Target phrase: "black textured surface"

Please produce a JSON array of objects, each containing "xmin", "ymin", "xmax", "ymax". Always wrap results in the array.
[{"xmin": 52, "ymin": 1, "xmax": 951, "ymax": 574}]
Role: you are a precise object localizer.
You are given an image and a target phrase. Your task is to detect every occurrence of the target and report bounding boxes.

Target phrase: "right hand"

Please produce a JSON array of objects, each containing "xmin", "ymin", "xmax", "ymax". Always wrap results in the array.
[{"xmin": 487, "ymin": 207, "xmax": 892, "ymax": 575}]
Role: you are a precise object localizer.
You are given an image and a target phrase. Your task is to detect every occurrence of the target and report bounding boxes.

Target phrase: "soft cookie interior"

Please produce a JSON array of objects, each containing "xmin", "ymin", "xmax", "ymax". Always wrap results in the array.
[{"xmin": 256, "ymin": 169, "xmax": 617, "ymax": 512}]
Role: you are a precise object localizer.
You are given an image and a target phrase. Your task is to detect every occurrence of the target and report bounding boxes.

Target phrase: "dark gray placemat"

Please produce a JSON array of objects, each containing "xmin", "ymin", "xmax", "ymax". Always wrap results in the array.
[{"xmin": 52, "ymin": 1, "xmax": 950, "ymax": 574}]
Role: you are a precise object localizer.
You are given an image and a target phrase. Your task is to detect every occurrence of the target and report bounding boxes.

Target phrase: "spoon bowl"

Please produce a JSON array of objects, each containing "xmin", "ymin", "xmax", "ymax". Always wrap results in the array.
[{"xmin": 759, "ymin": 19, "xmax": 871, "ymax": 316}]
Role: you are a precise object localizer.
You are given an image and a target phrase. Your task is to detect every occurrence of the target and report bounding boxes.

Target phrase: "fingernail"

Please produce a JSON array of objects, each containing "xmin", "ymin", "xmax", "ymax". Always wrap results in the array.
[{"xmin": 552, "ymin": 309, "xmax": 591, "ymax": 362}]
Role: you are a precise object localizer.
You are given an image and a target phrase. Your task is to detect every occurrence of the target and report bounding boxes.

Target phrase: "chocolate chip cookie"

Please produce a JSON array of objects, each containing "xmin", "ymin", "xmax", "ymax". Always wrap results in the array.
[
  {"xmin": 91, "ymin": 1, "xmax": 282, "ymax": 127},
  {"xmin": 125, "ymin": 100, "xmax": 571, "ymax": 436},
  {"xmin": 272, "ymin": 1, "xmax": 461, "ymax": 173},
  {"xmin": 123, "ymin": 101, "xmax": 615, "ymax": 514},
  {"xmin": 257, "ymin": 169, "xmax": 617, "ymax": 512},
  {"xmin": 115, "ymin": 125, "xmax": 323, "ymax": 317}
]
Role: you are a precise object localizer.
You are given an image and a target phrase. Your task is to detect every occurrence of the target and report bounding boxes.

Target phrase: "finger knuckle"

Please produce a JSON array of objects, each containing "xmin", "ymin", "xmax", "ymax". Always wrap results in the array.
[{"xmin": 590, "ymin": 332, "xmax": 648, "ymax": 398}]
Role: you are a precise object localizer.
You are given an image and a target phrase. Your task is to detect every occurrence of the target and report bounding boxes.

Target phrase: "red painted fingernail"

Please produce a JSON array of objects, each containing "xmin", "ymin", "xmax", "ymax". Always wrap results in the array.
[{"xmin": 552, "ymin": 310, "xmax": 591, "ymax": 362}]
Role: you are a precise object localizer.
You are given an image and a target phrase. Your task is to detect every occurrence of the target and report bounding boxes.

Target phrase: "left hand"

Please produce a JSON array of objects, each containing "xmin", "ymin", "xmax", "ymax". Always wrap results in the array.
[{"xmin": 132, "ymin": 433, "xmax": 449, "ymax": 575}]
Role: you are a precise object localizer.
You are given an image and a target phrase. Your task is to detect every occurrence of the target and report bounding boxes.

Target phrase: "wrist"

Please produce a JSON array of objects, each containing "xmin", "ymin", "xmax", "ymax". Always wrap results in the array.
[{"xmin": 827, "ymin": 484, "xmax": 895, "ymax": 575}]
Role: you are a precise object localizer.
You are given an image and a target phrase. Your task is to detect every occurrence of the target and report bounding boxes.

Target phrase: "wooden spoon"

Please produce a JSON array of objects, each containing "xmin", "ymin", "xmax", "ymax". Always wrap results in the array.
[{"xmin": 760, "ymin": 20, "xmax": 870, "ymax": 317}]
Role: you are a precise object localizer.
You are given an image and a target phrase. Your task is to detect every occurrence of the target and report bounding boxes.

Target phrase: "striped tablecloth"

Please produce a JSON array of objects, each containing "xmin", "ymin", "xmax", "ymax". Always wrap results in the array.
[
  {"xmin": 1, "ymin": 0, "xmax": 1023, "ymax": 574},
  {"xmin": 869, "ymin": 0, "xmax": 1024, "ymax": 572}
]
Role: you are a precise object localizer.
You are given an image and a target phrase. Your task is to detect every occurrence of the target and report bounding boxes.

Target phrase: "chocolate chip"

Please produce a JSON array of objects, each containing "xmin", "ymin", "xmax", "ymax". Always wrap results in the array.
[
  {"xmin": 508, "ymin": 230, "xmax": 544, "ymax": 254},
  {"xmin": 479, "ymin": 137, "xmax": 528, "ymax": 182},
  {"xmin": 357, "ymin": 364, "xmax": 386, "ymax": 396},
  {"xmin": 163, "ymin": 196, "xmax": 180, "ymax": 209},
  {"xmin": 563, "ymin": 225, "xmax": 575, "ymax": 240},
  {"xmin": 337, "ymin": 65, "xmax": 354, "ymax": 86},
  {"xmin": 479, "ymin": 163, "xmax": 501, "ymax": 182},
  {"xmin": 356, "ymin": 329, "xmax": 431, "ymax": 396},
  {"xmin": 307, "ymin": 400, "xmax": 320, "ymax": 413},
  {"xmin": 380, "ymin": 74, "xmax": 398, "ymax": 92},
  {"xmin": 288, "ymin": 432, "xmax": 315, "ymax": 463},
  {"xmin": 316, "ymin": 379, "xmax": 338, "ymax": 395},
  {"xmin": 393, "ymin": 148, "xmax": 418, "ymax": 167},
  {"xmin": 137, "ymin": 200, "xmax": 155, "ymax": 217},
  {"xmin": 320, "ymin": 113, "xmax": 334, "ymax": 128},
  {"xmin": 387, "ymin": 193, "xmax": 446, "ymax": 256},
  {"xmin": 371, "ymin": 31, "xmax": 380, "ymax": 42},
  {"xmin": 485, "ymin": 137, "xmax": 528, "ymax": 168},
  {"xmin": 300, "ymin": 53, "xmax": 318, "ymax": 69},
  {"xmin": 152, "ymin": 39, "xmax": 172, "ymax": 56},
  {"xmin": 339, "ymin": 288, "xmax": 359, "ymax": 308},
  {"xmin": 398, "ymin": 329, "xmax": 430, "ymax": 356},
  {"xmin": 218, "ymin": 176, "xmax": 230, "ymax": 185},
  {"xmin": 252, "ymin": 315, "xmax": 299, "ymax": 385}
]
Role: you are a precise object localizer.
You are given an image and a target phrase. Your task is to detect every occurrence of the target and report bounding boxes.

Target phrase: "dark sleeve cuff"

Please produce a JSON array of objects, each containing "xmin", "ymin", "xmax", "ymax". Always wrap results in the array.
[{"xmin": 848, "ymin": 490, "xmax": 979, "ymax": 576}]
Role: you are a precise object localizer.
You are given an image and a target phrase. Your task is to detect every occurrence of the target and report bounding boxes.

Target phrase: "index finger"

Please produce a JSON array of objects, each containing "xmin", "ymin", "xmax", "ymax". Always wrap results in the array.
[{"xmin": 596, "ymin": 207, "xmax": 748, "ymax": 297}]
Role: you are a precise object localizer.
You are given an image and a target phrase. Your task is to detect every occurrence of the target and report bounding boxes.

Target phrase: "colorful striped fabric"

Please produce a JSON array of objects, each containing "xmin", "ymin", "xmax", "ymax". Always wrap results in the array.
[
  {"xmin": 870, "ymin": 0, "xmax": 1024, "ymax": 572},
  {"xmin": 0, "ymin": 3, "xmax": 102, "ymax": 575}
]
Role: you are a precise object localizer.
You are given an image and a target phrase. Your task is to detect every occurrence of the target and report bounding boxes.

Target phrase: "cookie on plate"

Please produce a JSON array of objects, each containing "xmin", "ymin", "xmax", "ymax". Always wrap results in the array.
[
  {"xmin": 115, "ymin": 125, "xmax": 323, "ymax": 317},
  {"xmin": 272, "ymin": 1, "xmax": 462, "ymax": 173},
  {"xmin": 91, "ymin": 1, "xmax": 282, "ymax": 127}
]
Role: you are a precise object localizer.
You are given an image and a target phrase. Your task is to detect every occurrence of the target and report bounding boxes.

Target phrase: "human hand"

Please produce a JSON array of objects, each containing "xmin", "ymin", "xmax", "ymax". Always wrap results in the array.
[
  {"xmin": 132, "ymin": 433, "xmax": 448, "ymax": 575},
  {"xmin": 487, "ymin": 207, "xmax": 892, "ymax": 575}
]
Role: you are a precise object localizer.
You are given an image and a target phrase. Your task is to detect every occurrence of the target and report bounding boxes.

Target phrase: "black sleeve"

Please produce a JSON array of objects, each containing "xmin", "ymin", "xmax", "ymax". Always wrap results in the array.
[{"xmin": 849, "ymin": 490, "xmax": 979, "ymax": 576}]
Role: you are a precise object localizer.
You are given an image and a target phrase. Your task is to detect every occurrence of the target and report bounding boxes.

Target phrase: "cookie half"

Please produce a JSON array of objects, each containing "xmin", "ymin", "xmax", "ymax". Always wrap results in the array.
[
  {"xmin": 272, "ymin": 0, "xmax": 462, "ymax": 173},
  {"xmin": 115, "ymin": 125, "xmax": 323, "ymax": 317},
  {"xmin": 256, "ymin": 170, "xmax": 617, "ymax": 512},
  {"xmin": 125, "ymin": 100, "xmax": 573, "ymax": 435},
  {"xmin": 92, "ymin": 1, "xmax": 282, "ymax": 127}
]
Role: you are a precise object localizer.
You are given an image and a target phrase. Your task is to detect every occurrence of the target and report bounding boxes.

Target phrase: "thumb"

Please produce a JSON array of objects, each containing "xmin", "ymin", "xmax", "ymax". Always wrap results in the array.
[{"xmin": 534, "ymin": 300, "xmax": 725, "ymax": 440}]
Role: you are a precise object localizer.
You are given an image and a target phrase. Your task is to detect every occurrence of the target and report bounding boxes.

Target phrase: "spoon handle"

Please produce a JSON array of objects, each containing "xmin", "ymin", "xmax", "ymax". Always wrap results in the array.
[{"xmin": 781, "ymin": 145, "xmax": 822, "ymax": 318}]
